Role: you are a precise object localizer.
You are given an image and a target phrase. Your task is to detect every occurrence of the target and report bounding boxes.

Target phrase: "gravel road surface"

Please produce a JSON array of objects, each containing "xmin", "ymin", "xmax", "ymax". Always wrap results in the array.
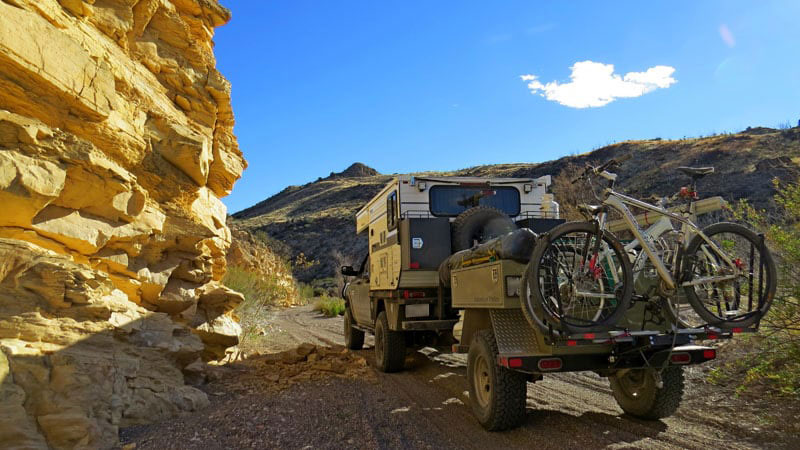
[{"xmin": 121, "ymin": 305, "xmax": 795, "ymax": 449}]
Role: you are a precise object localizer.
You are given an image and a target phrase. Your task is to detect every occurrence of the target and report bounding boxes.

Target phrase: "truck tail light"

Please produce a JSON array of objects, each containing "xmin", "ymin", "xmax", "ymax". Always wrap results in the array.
[
  {"xmin": 409, "ymin": 262, "xmax": 420, "ymax": 269},
  {"xmin": 703, "ymin": 349, "xmax": 716, "ymax": 360},
  {"xmin": 670, "ymin": 353, "xmax": 691, "ymax": 364},
  {"xmin": 537, "ymin": 358, "xmax": 562, "ymax": 371},
  {"xmin": 402, "ymin": 290, "xmax": 425, "ymax": 299}
]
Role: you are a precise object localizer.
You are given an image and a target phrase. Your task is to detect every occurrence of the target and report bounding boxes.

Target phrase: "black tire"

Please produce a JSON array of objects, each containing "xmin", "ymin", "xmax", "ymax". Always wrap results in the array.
[
  {"xmin": 609, "ymin": 366, "xmax": 684, "ymax": 420},
  {"xmin": 524, "ymin": 221, "xmax": 633, "ymax": 333},
  {"xmin": 452, "ymin": 206, "xmax": 515, "ymax": 252},
  {"xmin": 682, "ymin": 222, "xmax": 777, "ymax": 329},
  {"xmin": 344, "ymin": 307, "xmax": 364, "ymax": 350},
  {"xmin": 467, "ymin": 330, "xmax": 527, "ymax": 431},
  {"xmin": 374, "ymin": 311, "xmax": 405, "ymax": 372}
]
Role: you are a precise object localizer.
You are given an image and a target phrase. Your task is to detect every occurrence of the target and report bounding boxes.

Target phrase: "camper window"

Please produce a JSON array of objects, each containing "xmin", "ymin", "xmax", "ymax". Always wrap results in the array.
[
  {"xmin": 387, "ymin": 191, "xmax": 398, "ymax": 230},
  {"xmin": 429, "ymin": 185, "xmax": 520, "ymax": 217}
]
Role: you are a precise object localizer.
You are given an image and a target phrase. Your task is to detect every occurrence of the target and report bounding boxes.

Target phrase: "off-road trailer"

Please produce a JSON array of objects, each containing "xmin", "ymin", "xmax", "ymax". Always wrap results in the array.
[
  {"xmin": 446, "ymin": 189, "xmax": 757, "ymax": 431},
  {"xmin": 447, "ymin": 256, "xmax": 736, "ymax": 430}
]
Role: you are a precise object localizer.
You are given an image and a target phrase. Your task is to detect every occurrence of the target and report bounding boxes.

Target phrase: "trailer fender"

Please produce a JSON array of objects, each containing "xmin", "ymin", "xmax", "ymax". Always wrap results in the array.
[{"xmin": 459, "ymin": 309, "xmax": 491, "ymax": 349}]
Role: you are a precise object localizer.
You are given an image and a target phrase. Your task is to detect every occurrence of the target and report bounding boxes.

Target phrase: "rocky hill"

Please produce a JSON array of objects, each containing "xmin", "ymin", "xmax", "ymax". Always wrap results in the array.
[
  {"xmin": 234, "ymin": 164, "xmax": 393, "ymax": 282},
  {"xmin": 0, "ymin": 1, "xmax": 247, "ymax": 448},
  {"xmin": 234, "ymin": 127, "xmax": 800, "ymax": 282}
]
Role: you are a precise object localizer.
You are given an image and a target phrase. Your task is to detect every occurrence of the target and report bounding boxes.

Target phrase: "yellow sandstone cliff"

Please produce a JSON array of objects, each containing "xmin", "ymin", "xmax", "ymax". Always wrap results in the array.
[{"xmin": 0, "ymin": 0, "xmax": 246, "ymax": 447}]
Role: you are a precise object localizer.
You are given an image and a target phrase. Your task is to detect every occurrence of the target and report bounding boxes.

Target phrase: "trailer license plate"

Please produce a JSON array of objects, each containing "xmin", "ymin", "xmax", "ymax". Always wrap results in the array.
[{"xmin": 406, "ymin": 304, "xmax": 429, "ymax": 318}]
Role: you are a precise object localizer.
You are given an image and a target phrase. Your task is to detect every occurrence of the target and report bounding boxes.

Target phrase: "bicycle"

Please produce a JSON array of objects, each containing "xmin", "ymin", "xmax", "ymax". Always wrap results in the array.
[{"xmin": 522, "ymin": 156, "xmax": 777, "ymax": 334}]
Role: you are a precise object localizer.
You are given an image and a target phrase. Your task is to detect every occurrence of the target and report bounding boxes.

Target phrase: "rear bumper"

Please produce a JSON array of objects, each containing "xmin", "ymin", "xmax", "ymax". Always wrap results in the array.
[
  {"xmin": 401, "ymin": 319, "xmax": 459, "ymax": 331},
  {"xmin": 497, "ymin": 344, "xmax": 716, "ymax": 374}
]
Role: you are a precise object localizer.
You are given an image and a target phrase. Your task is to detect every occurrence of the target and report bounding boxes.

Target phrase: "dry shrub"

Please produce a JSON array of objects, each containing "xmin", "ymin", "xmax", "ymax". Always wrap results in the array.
[
  {"xmin": 552, "ymin": 163, "xmax": 601, "ymax": 221},
  {"xmin": 708, "ymin": 178, "xmax": 800, "ymax": 398}
]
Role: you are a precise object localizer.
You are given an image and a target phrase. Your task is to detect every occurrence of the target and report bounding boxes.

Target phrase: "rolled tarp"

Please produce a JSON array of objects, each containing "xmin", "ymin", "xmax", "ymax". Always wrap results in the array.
[{"xmin": 439, "ymin": 228, "xmax": 537, "ymax": 287}]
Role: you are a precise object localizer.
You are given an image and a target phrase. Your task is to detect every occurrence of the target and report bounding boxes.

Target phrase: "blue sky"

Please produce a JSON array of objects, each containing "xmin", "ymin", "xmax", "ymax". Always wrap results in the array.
[{"xmin": 215, "ymin": 0, "xmax": 800, "ymax": 213}]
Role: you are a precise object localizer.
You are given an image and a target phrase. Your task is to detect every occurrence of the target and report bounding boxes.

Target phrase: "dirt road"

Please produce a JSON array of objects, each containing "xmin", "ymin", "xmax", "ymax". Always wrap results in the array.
[{"xmin": 121, "ymin": 305, "xmax": 795, "ymax": 449}]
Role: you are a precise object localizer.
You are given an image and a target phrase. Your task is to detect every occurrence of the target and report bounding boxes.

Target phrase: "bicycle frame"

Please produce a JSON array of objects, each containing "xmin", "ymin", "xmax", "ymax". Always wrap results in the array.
[{"xmin": 597, "ymin": 187, "xmax": 738, "ymax": 291}]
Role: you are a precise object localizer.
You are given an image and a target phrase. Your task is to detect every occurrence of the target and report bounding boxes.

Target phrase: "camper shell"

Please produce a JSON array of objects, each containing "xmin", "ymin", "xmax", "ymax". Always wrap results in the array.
[
  {"xmin": 341, "ymin": 174, "xmax": 561, "ymax": 372},
  {"xmin": 354, "ymin": 174, "xmax": 559, "ymax": 289},
  {"xmin": 346, "ymin": 174, "xmax": 559, "ymax": 330}
]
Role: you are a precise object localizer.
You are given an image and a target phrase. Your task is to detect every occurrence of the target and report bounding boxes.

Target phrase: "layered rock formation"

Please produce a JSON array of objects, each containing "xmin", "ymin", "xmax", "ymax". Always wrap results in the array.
[{"xmin": 0, "ymin": 0, "xmax": 246, "ymax": 447}]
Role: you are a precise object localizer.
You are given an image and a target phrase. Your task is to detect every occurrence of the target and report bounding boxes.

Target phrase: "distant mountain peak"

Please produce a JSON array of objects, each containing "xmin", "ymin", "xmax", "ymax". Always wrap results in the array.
[{"xmin": 325, "ymin": 162, "xmax": 379, "ymax": 179}]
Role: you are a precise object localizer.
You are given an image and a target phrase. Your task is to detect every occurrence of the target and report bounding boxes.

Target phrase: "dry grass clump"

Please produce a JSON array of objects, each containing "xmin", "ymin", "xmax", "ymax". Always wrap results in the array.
[
  {"xmin": 224, "ymin": 266, "xmax": 304, "ymax": 350},
  {"xmin": 313, "ymin": 296, "xmax": 346, "ymax": 317}
]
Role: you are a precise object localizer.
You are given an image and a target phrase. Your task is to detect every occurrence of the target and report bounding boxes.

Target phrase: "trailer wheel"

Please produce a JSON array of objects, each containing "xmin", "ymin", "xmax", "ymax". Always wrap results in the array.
[
  {"xmin": 467, "ymin": 330, "xmax": 527, "ymax": 431},
  {"xmin": 375, "ymin": 311, "xmax": 405, "ymax": 372},
  {"xmin": 609, "ymin": 366, "xmax": 684, "ymax": 420},
  {"xmin": 344, "ymin": 307, "xmax": 364, "ymax": 350}
]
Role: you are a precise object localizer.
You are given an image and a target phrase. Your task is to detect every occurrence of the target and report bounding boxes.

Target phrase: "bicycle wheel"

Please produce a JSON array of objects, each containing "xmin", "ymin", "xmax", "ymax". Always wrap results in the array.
[
  {"xmin": 682, "ymin": 222, "xmax": 777, "ymax": 329},
  {"xmin": 523, "ymin": 221, "xmax": 633, "ymax": 333}
]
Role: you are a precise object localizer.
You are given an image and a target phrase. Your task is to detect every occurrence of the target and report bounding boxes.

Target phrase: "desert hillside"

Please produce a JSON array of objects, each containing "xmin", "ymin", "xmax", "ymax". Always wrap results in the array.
[
  {"xmin": 0, "ymin": 1, "xmax": 250, "ymax": 448},
  {"xmin": 234, "ymin": 127, "xmax": 800, "ymax": 282}
]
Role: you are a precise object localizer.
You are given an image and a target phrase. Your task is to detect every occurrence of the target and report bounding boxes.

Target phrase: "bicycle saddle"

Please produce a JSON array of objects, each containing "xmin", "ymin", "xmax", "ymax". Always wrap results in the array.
[
  {"xmin": 677, "ymin": 166, "xmax": 714, "ymax": 178},
  {"xmin": 578, "ymin": 204, "xmax": 607, "ymax": 216}
]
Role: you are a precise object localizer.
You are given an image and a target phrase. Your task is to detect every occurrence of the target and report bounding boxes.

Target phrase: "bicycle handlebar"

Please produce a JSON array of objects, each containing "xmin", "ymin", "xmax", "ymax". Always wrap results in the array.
[{"xmin": 571, "ymin": 153, "xmax": 633, "ymax": 184}]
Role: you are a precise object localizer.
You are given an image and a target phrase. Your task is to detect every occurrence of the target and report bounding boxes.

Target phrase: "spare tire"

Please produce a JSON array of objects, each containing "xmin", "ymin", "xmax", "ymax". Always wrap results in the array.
[{"xmin": 452, "ymin": 206, "xmax": 515, "ymax": 252}]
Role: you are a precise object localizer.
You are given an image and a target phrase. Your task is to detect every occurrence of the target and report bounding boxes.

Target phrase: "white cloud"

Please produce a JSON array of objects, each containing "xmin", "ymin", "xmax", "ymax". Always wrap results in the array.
[
  {"xmin": 520, "ymin": 61, "xmax": 677, "ymax": 108},
  {"xmin": 719, "ymin": 24, "xmax": 735, "ymax": 48}
]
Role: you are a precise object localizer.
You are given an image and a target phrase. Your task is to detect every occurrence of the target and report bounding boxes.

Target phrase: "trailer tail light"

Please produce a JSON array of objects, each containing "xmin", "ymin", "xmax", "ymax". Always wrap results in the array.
[
  {"xmin": 537, "ymin": 358, "xmax": 562, "ymax": 371},
  {"xmin": 670, "ymin": 353, "xmax": 691, "ymax": 364},
  {"xmin": 703, "ymin": 349, "xmax": 716, "ymax": 360},
  {"xmin": 402, "ymin": 290, "xmax": 425, "ymax": 299},
  {"xmin": 582, "ymin": 333, "xmax": 596, "ymax": 340},
  {"xmin": 732, "ymin": 327, "xmax": 743, "ymax": 333},
  {"xmin": 409, "ymin": 262, "xmax": 420, "ymax": 269}
]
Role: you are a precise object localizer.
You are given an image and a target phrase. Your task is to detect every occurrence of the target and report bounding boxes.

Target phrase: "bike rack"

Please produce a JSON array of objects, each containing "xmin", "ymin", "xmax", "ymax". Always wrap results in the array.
[{"xmin": 549, "ymin": 324, "xmax": 759, "ymax": 348}]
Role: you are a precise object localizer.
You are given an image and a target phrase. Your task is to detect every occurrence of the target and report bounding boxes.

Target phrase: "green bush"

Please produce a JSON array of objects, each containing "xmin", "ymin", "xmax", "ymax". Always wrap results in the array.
[
  {"xmin": 313, "ymin": 296, "xmax": 345, "ymax": 317},
  {"xmin": 710, "ymin": 178, "xmax": 800, "ymax": 398},
  {"xmin": 297, "ymin": 282, "xmax": 316, "ymax": 300}
]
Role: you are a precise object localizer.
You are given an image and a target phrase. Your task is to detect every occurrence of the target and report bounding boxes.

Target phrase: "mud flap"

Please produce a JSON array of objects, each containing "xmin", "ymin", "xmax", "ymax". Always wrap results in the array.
[
  {"xmin": 489, "ymin": 309, "xmax": 540, "ymax": 355},
  {"xmin": 385, "ymin": 302, "xmax": 401, "ymax": 330}
]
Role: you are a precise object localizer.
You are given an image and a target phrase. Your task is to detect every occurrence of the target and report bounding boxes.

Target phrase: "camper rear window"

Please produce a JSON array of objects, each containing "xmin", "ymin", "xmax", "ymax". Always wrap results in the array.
[{"xmin": 429, "ymin": 186, "xmax": 520, "ymax": 217}]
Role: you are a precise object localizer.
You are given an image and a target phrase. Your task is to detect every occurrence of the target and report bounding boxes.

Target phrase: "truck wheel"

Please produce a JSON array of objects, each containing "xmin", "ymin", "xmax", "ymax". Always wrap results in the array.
[
  {"xmin": 467, "ymin": 330, "xmax": 527, "ymax": 431},
  {"xmin": 375, "ymin": 311, "xmax": 405, "ymax": 372},
  {"xmin": 344, "ymin": 307, "xmax": 364, "ymax": 350},
  {"xmin": 452, "ymin": 206, "xmax": 515, "ymax": 252},
  {"xmin": 609, "ymin": 366, "xmax": 684, "ymax": 420}
]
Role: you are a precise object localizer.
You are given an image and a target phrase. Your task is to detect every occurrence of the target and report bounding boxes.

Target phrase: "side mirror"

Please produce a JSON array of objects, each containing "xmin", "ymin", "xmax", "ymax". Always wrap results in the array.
[{"xmin": 340, "ymin": 265, "xmax": 358, "ymax": 277}]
